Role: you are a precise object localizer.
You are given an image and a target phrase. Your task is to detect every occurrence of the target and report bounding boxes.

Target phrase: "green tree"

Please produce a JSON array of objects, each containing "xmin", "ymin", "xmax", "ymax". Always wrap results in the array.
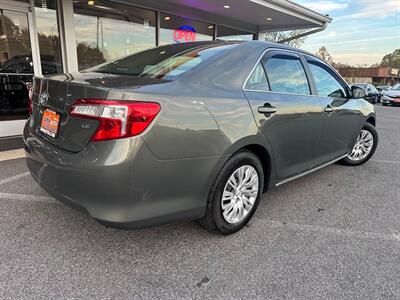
[
  {"xmin": 77, "ymin": 42, "xmax": 107, "ymax": 70},
  {"xmin": 380, "ymin": 49, "xmax": 400, "ymax": 69}
]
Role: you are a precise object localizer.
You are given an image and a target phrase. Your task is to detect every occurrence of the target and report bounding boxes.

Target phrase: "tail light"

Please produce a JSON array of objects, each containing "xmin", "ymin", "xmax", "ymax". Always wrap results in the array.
[{"xmin": 70, "ymin": 99, "xmax": 161, "ymax": 141}]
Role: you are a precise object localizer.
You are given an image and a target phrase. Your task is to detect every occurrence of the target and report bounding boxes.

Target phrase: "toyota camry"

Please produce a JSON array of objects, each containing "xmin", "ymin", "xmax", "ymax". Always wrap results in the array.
[{"xmin": 24, "ymin": 41, "xmax": 378, "ymax": 234}]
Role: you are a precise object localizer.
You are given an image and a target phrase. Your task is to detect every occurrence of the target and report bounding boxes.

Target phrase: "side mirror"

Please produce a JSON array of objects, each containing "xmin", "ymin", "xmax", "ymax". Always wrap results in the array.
[{"xmin": 352, "ymin": 86, "xmax": 366, "ymax": 99}]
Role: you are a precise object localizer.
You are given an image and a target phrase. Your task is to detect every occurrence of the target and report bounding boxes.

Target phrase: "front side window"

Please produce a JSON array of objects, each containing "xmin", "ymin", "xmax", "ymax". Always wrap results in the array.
[
  {"xmin": 307, "ymin": 61, "xmax": 347, "ymax": 98},
  {"xmin": 245, "ymin": 63, "xmax": 269, "ymax": 91},
  {"xmin": 263, "ymin": 55, "xmax": 310, "ymax": 95}
]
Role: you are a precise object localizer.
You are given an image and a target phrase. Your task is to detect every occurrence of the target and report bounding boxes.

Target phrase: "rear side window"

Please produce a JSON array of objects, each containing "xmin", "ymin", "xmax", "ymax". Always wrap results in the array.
[
  {"xmin": 307, "ymin": 61, "xmax": 347, "ymax": 98},
  {"xmin": 263, "ymin": 55, "xmax": 310, "ymax": 95},
  {"xmin": 245, "ymin": 63, "xmax": 269, "ymax": 91}
]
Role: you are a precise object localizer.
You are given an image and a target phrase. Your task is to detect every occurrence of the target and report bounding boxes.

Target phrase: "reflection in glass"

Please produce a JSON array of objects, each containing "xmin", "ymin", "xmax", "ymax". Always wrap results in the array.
[
  {"xmin": 265, "ymin": 55, "xmax": 310, "ymax": 95},
  {"xmin": 160, "ymin": 13, "xmax": 214, "ymax": 45},
  {"xmin": 73, "ymin": 0, "xmax": 156, "ymax": 70},
  {"xmin": 245, "ymin": 63, "xmax": 269, "ymax": 91},
  {"xmin": 34, "ymin": 0, "xmax": 63, "ymax": 74},
  {"xmin": 0, "ymin": 9, "xmax": 32, "ymax": 121},
  {"xmin": 91, "ymin": 43, "xmax": 237, "ymax": 80},
  {"xmin": 217, "ymin": 25, "xmax": 254, "ymax": 41},
  {"xmin": 308, "ymin": 62, "xmax": 346, "ymax": 99}
]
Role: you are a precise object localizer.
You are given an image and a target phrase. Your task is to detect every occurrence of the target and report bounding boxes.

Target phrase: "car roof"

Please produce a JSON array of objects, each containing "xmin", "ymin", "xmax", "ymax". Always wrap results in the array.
[{"xmin": 180, "ymin": 40, "xmax": 317, "ymax": 58}]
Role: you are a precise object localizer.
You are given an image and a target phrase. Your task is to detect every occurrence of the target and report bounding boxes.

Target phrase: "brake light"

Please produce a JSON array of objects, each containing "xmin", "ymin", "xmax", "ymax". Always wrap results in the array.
[{"xmin": 70, "ymin": 99, "xmax": 161, "ymax": 141}]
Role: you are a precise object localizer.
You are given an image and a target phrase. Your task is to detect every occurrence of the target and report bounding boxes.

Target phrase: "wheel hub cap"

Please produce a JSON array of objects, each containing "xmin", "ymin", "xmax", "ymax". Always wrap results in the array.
[
  {"xmin": 221, "ymin": 165, "xmax": 259, "ymax": 224},
  {"xmin": 348, "ymin": 129, "xmax": 374, "ymax": 161}
]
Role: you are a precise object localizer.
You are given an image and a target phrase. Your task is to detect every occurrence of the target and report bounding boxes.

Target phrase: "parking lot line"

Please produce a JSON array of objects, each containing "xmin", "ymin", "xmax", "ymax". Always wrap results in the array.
[
  {"xmin": 263, "ymin": 219, "xmax": 400, "ymax": 244},
  {"xmin": 0, "ymin": 192, "xmax": 54, "ymax": 203},
  {"xmin": 371, "ymin": 159, "xmax": 400, "ymax": 164},
  {"xmin": 0, "ymin": 172, "xmax": 30, "ymax": 186},
  {"xmin": 0, "ymin": 149, "xmax": 25, "ymax": 162}
]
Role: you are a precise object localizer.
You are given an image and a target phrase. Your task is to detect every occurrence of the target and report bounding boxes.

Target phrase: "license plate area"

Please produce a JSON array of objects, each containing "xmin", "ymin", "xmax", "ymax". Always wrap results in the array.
[{"xmin": 40, "ymin": 109, "xmax": 60, "ymax": 138}]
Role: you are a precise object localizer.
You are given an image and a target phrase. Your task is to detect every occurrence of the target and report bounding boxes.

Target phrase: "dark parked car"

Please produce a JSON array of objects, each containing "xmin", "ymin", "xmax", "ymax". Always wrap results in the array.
[
  {"xmin": 0, "ymin": 55, "xmax": 61, "ymax": 120},
  {"xmin": 381, "ymin": 84, "xmax": 400, "ymax": 106},
  {"xmin": 377, "ymin": 85, "xmax": 391, "ymax": 102},
  {"xmin": 24, "ymin": 41, "xmax": 378, "ymax": 234},
  {"xmin": 351, "ymin": 83, "xmax": 380, "ymax": 104}
]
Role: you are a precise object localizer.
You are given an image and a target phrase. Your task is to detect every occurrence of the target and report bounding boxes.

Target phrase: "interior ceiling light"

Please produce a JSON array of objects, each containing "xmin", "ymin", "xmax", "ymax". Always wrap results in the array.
[
  {"xmin": 224, "ymin": 5, "xmax": 230, "ymax": 9},
  {"xmin": 164, "ymin": 16, "xmax": 171, "ymax": 20},
  {"xmin": 88, "ymin": 0, "xmax": 95, "ymax": 5},
  {"xmin": 266, "ymin": 17, "xmax": 272, "ymax": 21}
]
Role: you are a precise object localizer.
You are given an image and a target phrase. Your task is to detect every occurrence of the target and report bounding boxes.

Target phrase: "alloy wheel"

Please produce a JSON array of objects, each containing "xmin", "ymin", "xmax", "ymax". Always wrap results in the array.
[
  {"xmin": 221, "ymin": 165, "xmax": 259, "ymax": 224},
  {"xmin": 348, "ymin": 129, "xmax": 374, "ymax": 161}
]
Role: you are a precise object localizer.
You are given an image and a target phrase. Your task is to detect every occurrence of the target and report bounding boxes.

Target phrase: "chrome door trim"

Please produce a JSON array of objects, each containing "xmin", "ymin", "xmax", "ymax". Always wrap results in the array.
[
  {"xmin": 243, "ymin": 88, "xmax": 323, "ymax": 98},
  {"xmin": 276, "ymin": 153, "xmax": 348, "ymax": 187}
]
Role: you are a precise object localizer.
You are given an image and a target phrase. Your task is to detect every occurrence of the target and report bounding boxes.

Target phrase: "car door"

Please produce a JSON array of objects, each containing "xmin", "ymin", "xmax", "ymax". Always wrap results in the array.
[
  {"xmin": 243, "ymin": 50, "xmax": 324, "ymax": 181},
  {"xmin": 303, "ymin": 55, "xmax": 363, "ymax": 162}
]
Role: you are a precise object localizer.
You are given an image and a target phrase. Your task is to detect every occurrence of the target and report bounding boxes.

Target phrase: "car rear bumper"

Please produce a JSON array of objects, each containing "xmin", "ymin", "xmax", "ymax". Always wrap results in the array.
[
  {"xmin": 382, "ymin": 97, "xmax": 400, "ymax": 105},
  {"xmin": 24, "ymin": 122, "xmax": 224, "ymax": 228}
]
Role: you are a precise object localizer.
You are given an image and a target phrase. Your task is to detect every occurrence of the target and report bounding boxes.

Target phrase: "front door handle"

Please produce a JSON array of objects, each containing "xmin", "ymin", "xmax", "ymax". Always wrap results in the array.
[
  {"xmin": 324, "ymin": 105, "xmax": 334, "ymax": 113},
  {"xmin": 258, "ymin": 104, "xmax": 277, "ymax": 114}
]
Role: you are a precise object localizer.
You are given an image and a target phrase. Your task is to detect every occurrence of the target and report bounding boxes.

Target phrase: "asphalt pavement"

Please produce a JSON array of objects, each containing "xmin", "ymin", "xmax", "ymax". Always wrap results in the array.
[{"xmin": 0, "ymin": 104, "xmax": 399, "ymax": 299}]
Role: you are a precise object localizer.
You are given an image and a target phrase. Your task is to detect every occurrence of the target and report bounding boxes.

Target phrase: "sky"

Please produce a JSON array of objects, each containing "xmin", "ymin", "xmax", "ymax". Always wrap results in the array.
[{"xmin": 294, "ymin": 0, "xmax": 400, "ymax": 66}]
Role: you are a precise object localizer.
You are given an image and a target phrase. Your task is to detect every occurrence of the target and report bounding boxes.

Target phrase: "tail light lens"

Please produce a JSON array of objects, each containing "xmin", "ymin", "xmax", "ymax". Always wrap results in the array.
[{"xmin": 70, "ymin": 99, "xmax": 161, "ymax": 141}]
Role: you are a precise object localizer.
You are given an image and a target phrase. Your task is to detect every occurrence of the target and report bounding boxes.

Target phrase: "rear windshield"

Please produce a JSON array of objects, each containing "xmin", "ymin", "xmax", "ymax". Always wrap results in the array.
[
  {"xmin": 88, "ymin": 43, "xmax": 238, "ymax": 80},
  {"xmin": 391, "ymin": 84, "xmax": 400, "ymax": 91}
]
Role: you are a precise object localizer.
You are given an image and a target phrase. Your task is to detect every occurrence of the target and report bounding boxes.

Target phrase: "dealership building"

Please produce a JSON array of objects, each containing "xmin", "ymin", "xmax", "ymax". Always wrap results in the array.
[{"xmin": 0, "ymin": 0, "xmax": 330, "ymax": 147}]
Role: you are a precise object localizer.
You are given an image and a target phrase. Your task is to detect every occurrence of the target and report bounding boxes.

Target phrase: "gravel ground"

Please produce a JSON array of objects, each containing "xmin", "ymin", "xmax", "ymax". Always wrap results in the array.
[{"xmin": 0, "ymin": 104, "xmax": 399, "ymax": 299}]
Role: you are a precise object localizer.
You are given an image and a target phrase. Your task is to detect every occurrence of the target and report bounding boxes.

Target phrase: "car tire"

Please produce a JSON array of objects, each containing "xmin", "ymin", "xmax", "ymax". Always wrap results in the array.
[
  {"xmin": 382, "ymin": 103, "xmax": 388, "ymax": 106},
  {"xmin": 199, "ymin": 150, "xmax": 264, "ymax": 235},
  {"xmin": 340, "ymin": 123, "xmax": 378, "ymax": 166}
]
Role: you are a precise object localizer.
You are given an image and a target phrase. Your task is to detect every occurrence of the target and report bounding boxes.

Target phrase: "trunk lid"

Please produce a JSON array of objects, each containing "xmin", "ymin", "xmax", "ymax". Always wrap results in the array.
[{"xmin": 30, "ymin": 72, "xmax": 166, "ymax": 152}]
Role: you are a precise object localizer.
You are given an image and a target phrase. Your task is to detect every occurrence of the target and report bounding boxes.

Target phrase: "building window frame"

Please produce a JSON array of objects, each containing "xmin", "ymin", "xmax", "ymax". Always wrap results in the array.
[{"xmin": 51, "ymin": 0, "xmax": 259, "ymax": 74}]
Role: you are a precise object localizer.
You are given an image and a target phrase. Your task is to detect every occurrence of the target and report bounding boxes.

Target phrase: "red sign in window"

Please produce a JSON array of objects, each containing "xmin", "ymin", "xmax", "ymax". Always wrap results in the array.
[{"xmin": 174, "ymin": 25, "xmax": 197, "ymax": 43}]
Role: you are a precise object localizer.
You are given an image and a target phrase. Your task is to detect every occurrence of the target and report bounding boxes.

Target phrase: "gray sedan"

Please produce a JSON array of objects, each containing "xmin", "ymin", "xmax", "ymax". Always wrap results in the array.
[{"xmin": 24, "ymin": 41, "xmax": 378, "ymax": 234}]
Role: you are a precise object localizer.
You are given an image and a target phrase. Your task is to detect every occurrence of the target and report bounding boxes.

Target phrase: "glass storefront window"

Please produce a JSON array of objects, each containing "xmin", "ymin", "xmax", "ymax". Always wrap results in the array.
[
  {"xmin": 160, "ymin": 13, "xmax": 214, "ymax": 45},
  {"xmin": 34, "ymin": 0, "xmax": 63, "ymax": 74},
  {"xmin": 217, "ymin": 26, "xmax": 254, "ymax": 41},
  {"xmin": 73, "ymin": 0, "xmax": 156, "ymax": 71},
  {"xmin": 0, "ymin": 9, "xmax": 32, "ymax": 121}
]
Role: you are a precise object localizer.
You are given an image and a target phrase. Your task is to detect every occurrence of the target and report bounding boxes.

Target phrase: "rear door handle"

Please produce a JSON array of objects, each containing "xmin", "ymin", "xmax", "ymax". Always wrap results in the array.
[
  {"xmin": 258, "ymin": 104, "xmax": 277, "ymax": 114},
  {"xmin": 324, "ymin": 105, "xmax": 334, "ymax": 113}
]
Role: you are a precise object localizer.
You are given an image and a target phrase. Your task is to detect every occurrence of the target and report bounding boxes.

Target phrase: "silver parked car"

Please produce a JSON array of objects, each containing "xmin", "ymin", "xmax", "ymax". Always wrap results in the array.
[
  {"xmin": 24, "ymin": 41, "xmax": 378, "ymax": 234},
  {"xmin": 381, "ymin": 84, "xmax": 400, "ymax": 106}
]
